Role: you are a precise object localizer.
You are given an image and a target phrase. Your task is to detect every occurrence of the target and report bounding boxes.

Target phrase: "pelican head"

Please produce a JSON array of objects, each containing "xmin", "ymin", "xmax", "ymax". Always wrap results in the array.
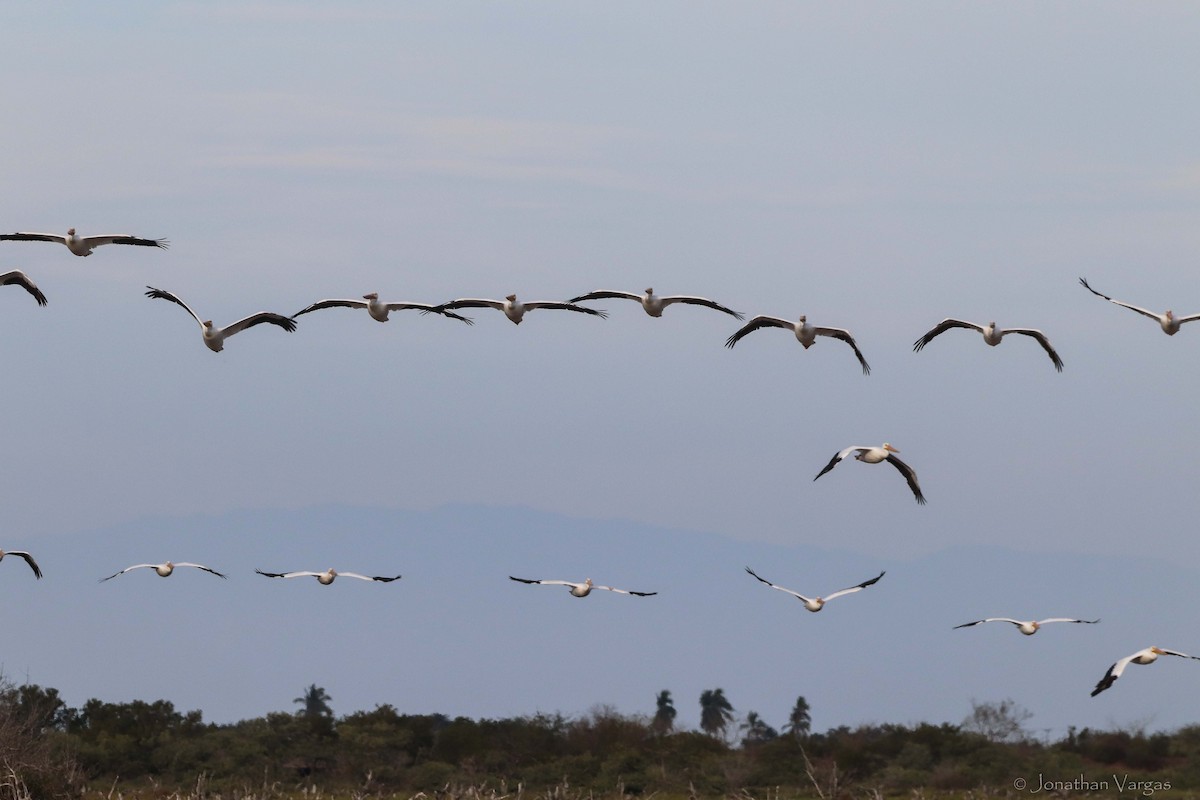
[
  {"xmin": 883, "ymin": 443, "xmax": 899, "ymax": 453},
  {"xmin": 645, "ymin": 287, "xmax": 654, "ymax": 295},
  {"xmin": 363, "ymin": 292, "xmax": 379, "ymax": 301},
  {"xmin": 67, "ymin": 228, "xmax": 76, "ymax": 236},
  {"xmin": 798, "ymin": 315, "xmax": 807, "ymax": 323},
  {"xmin": 1166, "ymin": 310, "xmax": 1175, "ymax": 320},
  {"xmin": 1151, "ymin": 646, "xmax": 1166, "ymax": 655},
  {"xmin": 584, "ymin": 578, "xmax": 593, "ymax": 587},
  {"xmin": 202, "ymin": 320, "xmax": 214, "ymax": 329},
  {"xmin": 506, "ymin": 294, "xmax": 517, "ymax": 302}
]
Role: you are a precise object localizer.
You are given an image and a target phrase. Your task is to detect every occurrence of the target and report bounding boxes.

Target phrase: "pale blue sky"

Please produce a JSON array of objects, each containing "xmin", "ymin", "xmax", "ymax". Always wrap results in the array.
[{"xmin": 2, "ymin": 2, "xmax": 1200, "ymax": 734}]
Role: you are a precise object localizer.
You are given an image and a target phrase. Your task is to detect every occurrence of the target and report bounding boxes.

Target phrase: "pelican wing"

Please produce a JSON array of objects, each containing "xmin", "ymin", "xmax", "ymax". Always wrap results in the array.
[
  {"xmin": 337, "ymin": 572, "xmax": 402, "ymax": 582},
  {"xmin": 1002, "ymin": 328, "xmax": 1063, "ymax": 372},
  {"xmin": 813, "ymin": 447, "xmax": 868, "ymax": 481},
  {"xmin": 814, "ymin": 327, "xmax": 871, "ymax": 375},
  {"xmin": 1038, "ymin": 618, "xmax": 1100, "ymax": 625},
  {"xmin": 953, "ymin": 618, "xmax": 1024, "ymax": 629},
  {"xmin": 509, "ymin": 576, "xmax": 574, "ymax": 587},
  {"xmin": 659, "ymin": 295, "xmax": 744, "ymax": 319},
  {"xmin": 744, "ymin": 567, "xmax": 815, "ymax": 603},
  {"xmin": 522, "ymin": 301, "xmax": 608, "ymax": 318},
  {"xmin": 256, "ymin": 569, "xmax": 322, "ymax": 579},
  {"xmin": 292, "ymin": 299, "xmax": 368, "ymax": 317},
  {"xmin": 1078, "ymin": 277, "xmax": 1164, "ymax": 321},
  {"xmin": 83, "ymin": 234, "xmax": 168, "ymax": 250},
  {"xmin": 822, "ymin": 571, "xmax": 886, "ymax": 602},
  {"xmin": 724, "ymin": 316, "xmax": 793, "ymax": 348},
  {"xmin": 145, "ymin": 286, "xmax": 203, "ymax": 327},
  {"xmin": 386, "ymin": 302, "xmax": 474, "ymax": 324},
  {"xmin": 0, "ymin": 271, "xmax": 47, "ymax": 306},
  {"xmin": 1092, "ymin": 653, "xmax": 1140, "ymax": 696},
  {"xmin": 0, "ymin": 231, "xmax": 66, "ymax": 245},
  {"xmin": 913, "ymin": 319, "xmax": 984, "ymax": 352},
  {"xmin": 431, "ymin": 298, "xmax": 505, "ymax": 313},
  {"xmin": 885, "ymin": 453, "xmax": 927, "ymax": 504},
  {"xmin": 594, "ymin": 584, "xmax": 657, "ymax": 596},
  {"xmin": 174, "ymin": 562, "xmax": 227, "ymax": 579},
  {"xmin": 100, "ymin": 564, "xmax": 158, "ymax": 582},
  {"xmin": 220, "ymin": 312, "xmax": 298, "ymax": 338},
  {"xmin": 1158, "ymin": 648, "xmax": 1200, "ymax": 660},
  {"xmin": 568, "ymin": 290, "xmax": 642, "ymax": 304},
  {"xmin": 8, "ymin": 551, "xmax": 42, "ymax": 579}
]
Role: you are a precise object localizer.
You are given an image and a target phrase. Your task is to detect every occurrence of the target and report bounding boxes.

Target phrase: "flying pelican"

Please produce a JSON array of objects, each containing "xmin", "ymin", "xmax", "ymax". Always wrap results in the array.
[
  {"xmin": 814, "ymin": 443, "xmax": 926, "ymax": 505},
  {"xmin": 0, "ymin": 228, "xmax": 167, "ymax": 256},
  {"xmin": 954, "ymin": 617, "xmax": 1099, "ymax": 635},
  {"xmin": 913, "ymin": 319, "xmax": 1063, "ymax": 372},
  {"xmin": 145, "ymin": 286, "xmax": 297, "ymax": 352},
  {"xmin": 1079, "ymin": 277, "xmax": 1200, "ymax": 335},
  {"xmin": 725, "ymin": 315, "xmax": 870, "ymax": 374},
  {"xmin": 744, "ymin": 567, "xmax": 884, "ymax": 612},
  {"xmin": 1091, "ymin": 646, "xmax": 1200, "ymax": 696},
  {"xmin": 0, "ymin": 271, "xmax": 47, "ymax": 306},
  {"xmin": 256, "ymin": 568, "xmax": 401, "ymax": 584},
  {"xmin": 508, "ymin": 576, "xmax": 656, "ymax": 597},
  {"xmin": 0, "ymin": 550, "xmax": 42, "ymax": 579},
  {"xmin": 292, "ymin": 293, "xmax": 474, "ymax": 325},
  {"xmin": 568, "ymin": 288, "xmax": 743, "ymax": 320},
  {"xmin": 426, "ymin": 294, "xmax": 607, "ymax": 325},
  {"xmin": 101, "ymin": 561, "xmax": 226, "ymax": 582}
]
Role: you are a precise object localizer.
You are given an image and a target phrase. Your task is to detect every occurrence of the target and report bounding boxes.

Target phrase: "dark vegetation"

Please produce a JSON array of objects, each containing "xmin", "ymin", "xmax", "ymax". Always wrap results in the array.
[{"xmin": 0, "ymin": 679, "xmax": 1196, "ymax": 798}]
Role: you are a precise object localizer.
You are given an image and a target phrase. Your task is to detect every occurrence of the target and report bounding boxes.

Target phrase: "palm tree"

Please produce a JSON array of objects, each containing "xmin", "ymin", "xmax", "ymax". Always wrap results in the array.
[
  {"xmin": 740, "ymin": 710, "xmax": 778, "ymax": 745},
  {"xmin": 698, "ymin": 688, "xmax": 734, "ymax": 739},
  {"xmin": 784, "ymin": 695, "xmax": 811, "ymax": 739},
  {"xmin": 651, "ymin": 690, "xmax": 676, "ymax": 735},
  {"xmin": 293, "ymin": 684, "xmax": 333, "ymax": 718}
]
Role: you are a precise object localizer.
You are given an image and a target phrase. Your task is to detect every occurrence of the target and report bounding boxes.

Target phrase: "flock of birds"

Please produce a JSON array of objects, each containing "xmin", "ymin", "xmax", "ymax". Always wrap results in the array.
[{"xmin": 2, "ymin": 226, "xmax": 1197, "ymax": 701}]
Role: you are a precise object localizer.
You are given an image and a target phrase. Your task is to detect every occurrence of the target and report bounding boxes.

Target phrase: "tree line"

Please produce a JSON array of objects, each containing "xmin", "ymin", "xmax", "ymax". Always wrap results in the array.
[{"xmin": 1, "ymin": 678, "xmax": 1197, "ymax": 797}]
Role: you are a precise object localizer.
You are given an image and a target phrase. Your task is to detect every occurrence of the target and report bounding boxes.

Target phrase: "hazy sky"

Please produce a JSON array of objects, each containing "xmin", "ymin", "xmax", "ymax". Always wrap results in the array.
[{"xmin": 3, "ymin": 2, "xmax": 1200, "ymax": 735}]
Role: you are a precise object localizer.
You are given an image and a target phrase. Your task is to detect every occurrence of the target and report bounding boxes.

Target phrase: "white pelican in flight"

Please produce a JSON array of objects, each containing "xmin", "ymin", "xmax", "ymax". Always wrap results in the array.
[
  {"xmin": 256, "ymin": 568, "xmax": 401, "ymax": 584},
  {"xmin": 0, "ymin": 271, "xmax": 47, "ymax": 306},
  {"xmin": 0, "ymin": 550, "xmax": 42, "ymax": 579},
  {"xmin": 954, "ymin": 617, "xmax": 1099, "ymax": 635},
  {"xmin": 0, "ymin": 228, "xmax": 167, "ymax": 256},
  {"xmin": 508, "ymin": 576, "xmax": 657, "ymax": 597},
  {"xmin": 1079, "ymin": 277, "xmax": 1200, "ymax": 335},
  {"xmin": 293, "ymin": 293, "xmax": 474, "ymax": 325},
  {"xmin": 744, "ymin": 567, "xmax": 883, "ymax": 612},
  {"xmin": 427, "ymin": 294, "xmax": 607, "ymax": 325},
  {"xmin": 1091, "ymin": 646, "xmax": 1200, "ymax": 696},
  {"xmin": 568, "ymin": 288, "xmax": 743, "ymax": 320},
  {"xmin": 145, "ymin": 286, "xmax": 297, "ymax": 352},
  {"xmin": 101, "ymin": 561, "xmax": 226, "ymax": 582},
  {"xmin": 725, "ymin": 315, "xmax": 870, "ymax": 374},
  {"xmin": 913, "ymin": 319, "xmax": 1063, "ymax": 372},
  {"xmin": 814, "ymin": 443, "xmax": 926, "ymax": 505}
]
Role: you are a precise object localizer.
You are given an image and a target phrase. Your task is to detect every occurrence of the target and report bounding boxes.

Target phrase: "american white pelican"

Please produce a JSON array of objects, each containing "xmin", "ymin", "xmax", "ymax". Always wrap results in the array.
[
  {"xmin": 1091, "ymin": 646, "xmax": 1200, "ymax": 696},
  {"xmin": 145, "ymin": 286, "xmax": 297, "ymax": 352},
  {"xmin": 744, "ymin": 567, "xmax": 883, "ymax": 612},
  {"xmin": 508, "ymin": 576, "xmax": 656, "ymax": 597},
  {"xmin": 256, "ymin": 568, "xmax": 401, "ymax": 584},
  {"xmin": 0, "ymin": 228, "xmax": 167, "ymax": 256},
  {"xmin": 725, "ymin": 315, "xmax": 870, "ymax": 374},
  {"xmin": 0, "ymin": 550, "xmax": 42, "ymax": 579},
  {"xmin": 954, "ymin": 617, "xmax": 1099, "ymax": 635},
  {"xmin": 1079, "ymin": 277, "xmax": 1200, "ymax": 335},
  {"xmin": 814, "ymin": 443, "xmax": 926, "ymax": 505},
  {"xmin": 568, "ymin": 288, "xmax": 743, "ymax": 320},
  {"xmin": 101, "ymin": 561, "xmax": 226, "ymax": 582},
  {"xmin": 427, "ymin": 294, "xmax": 607, "ymax": 325},
  {"xmin": 913, "ymin": 319, "xmax": 1063, "ymax": 372},
  {"xmin": 0, "ymin": 271, "xmax": 47, "ymax": 306},
  {"xmin": 293, "ymin": 293, "xmax": 474, "ymax": 325}
]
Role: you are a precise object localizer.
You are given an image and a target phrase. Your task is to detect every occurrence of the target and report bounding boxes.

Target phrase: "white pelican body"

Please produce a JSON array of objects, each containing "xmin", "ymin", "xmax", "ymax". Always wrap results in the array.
[
  {"xmin": 256, "ymin": 568, "xmax": 400, "ymax": 584},
  {"xmin": 913, "ymin": 319, "xmax": 1063, "ymax": 371},
  {"xmin": 430, "ymin": 294, "xmax": 607, "ymax": 325},
  {"xmin": 0, "ymin": 549, "xmax": 43, "ymax": 579},
  {"xmin": 814, "ymin": 443, "xmax": 926, "ymax": 504},
  {"xmin": 101, "ymin": 561, "xmax": 226, "ymax": 582},
  {"xmin": 0, "ymin": 228, "xmax": 167, "ymax": 256},
  {"xmin": 293, "ymin": 293, "xmax": 473, "ymax": 325},
  {"xmin": 568, "ymin": 288, "xmax": 742, "ymax": 320},
  {"xmin": 145, "ymin": 286, "xmax": 296, "ymax": 352},
  {"xmin": 954, "ymin": 617, "xmax": 1099, "ymax": 635},
  {"xmin": 509, "ymin": 575, "xmax": 656, "ymax": 597},
  {"xmin": 1091, "ymin": 646, "xmax": 1200, "ymax": 696},
  {"xmin": 745, "ymin": 567, "xmax": 883, "ymax": 612},
  {"xmin": 1079, "ymin": 277, "xmax": 1200, "ymax": 335},
  {"xmin": 725, "ymin": 315, "xmax": 870, "ymax": 374},
  {"xmin": 0, "ymin": 271, "xmax": 47, "ymax": 306}
]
